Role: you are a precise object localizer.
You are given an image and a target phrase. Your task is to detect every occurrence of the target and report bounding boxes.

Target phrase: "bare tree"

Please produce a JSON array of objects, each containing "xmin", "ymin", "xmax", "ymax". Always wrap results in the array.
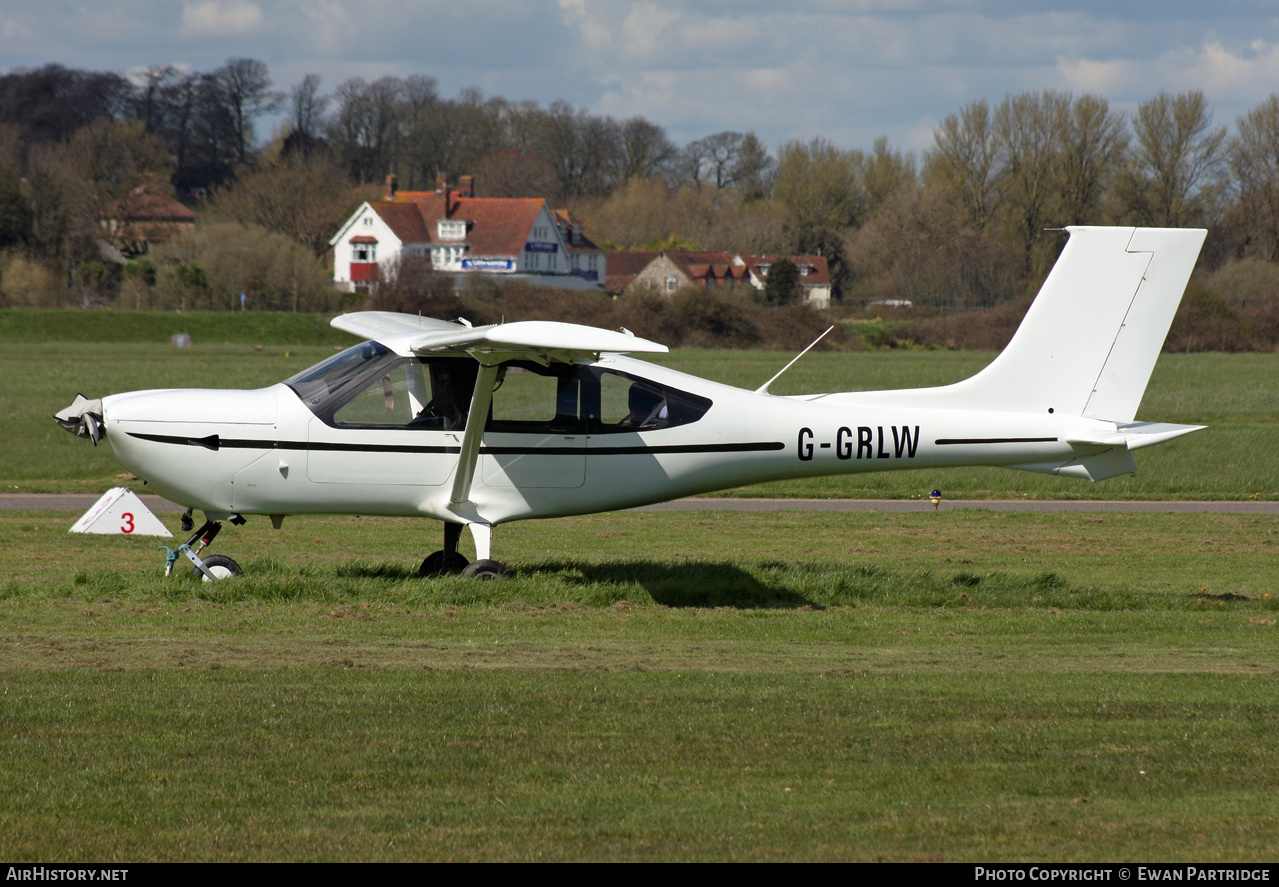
[
  {"xmin": 617, "ymin": 116, "xmax": 677, "ymax": 183},
  {"xmin": 210, "ymin": 58, "xmax": 283, "ymax": 166},
  {"xmin": 773, "ymin": 137, "xmax": 865, "ymax": 231},
  {"xmin": 994, "ymin": 91, "xmax": 1070, "ymax": 279},
  {"xmin": 1230, "ymin": 94, "xmax": 1279, "ymax": 260},
  {"xmin": 132, "ymin": 65, "xmax": 180, "ymax": 135},
  {"xmin": 329, "ymin": 76, "xmax": 406, "ymax": 182},
  {"xmin": 928, "ymin": 100, "xmax": 1002, "ymax": 229},
  {"xmin": 1127, "ymin": 90, "xmax": 1228, "ymax": 227},
  {"xmin": 734, "ymin": 132, "xmax": 776, "ymax": 199},
  {"xmin": 288, "ymin": 73, "xmax": 329, "ymax": 141},
  {"xmin": 862, "ymin": 136, "xmax": 916, "ymax": 213},
  {"xmin": 213, "ymin": 153, "xmax": 363, "ymax": 257},
  {"xmin": 1056, "ymin": 94, "xmax": 1128, "ymax": 224}
]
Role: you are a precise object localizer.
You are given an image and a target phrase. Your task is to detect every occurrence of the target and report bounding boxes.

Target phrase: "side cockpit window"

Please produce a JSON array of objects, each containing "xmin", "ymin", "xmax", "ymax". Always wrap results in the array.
[
  {"xmin": 287, "ymin": 345, "xmax": 478, "ymax": 430},
  {"xmin": 488, "ymin": 363, "xmax": 581, "ymax": 433}
]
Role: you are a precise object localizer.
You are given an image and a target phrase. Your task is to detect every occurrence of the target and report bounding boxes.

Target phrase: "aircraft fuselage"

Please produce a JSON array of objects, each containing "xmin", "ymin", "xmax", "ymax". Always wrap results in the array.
[{"xmin": 98, "ymin": 351, "xmax": 1111, "ymax": 528}]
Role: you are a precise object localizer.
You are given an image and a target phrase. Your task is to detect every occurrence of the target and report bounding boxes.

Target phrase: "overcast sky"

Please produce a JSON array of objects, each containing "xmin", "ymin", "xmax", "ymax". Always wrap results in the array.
[{"xmin": 3, "ymin": 1, "xmax": 1278, "ymax": 155}]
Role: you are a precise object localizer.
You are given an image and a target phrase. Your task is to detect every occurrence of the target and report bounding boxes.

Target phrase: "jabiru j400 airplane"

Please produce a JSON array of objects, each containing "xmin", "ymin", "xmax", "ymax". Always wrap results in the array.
[{"xmin": 56, "ymin": 226, "xmax": 1207, "ymax": 579}]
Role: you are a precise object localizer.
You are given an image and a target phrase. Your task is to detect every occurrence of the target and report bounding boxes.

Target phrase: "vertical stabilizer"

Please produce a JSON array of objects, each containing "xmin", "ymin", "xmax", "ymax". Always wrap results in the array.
[
  {"xmin": 1080, "ymin": 228, "xmax": 1206, "ymax": 421},
  {"xmin": 932, "ymin": 227, "xmax": 1205, "ymax": 420}
]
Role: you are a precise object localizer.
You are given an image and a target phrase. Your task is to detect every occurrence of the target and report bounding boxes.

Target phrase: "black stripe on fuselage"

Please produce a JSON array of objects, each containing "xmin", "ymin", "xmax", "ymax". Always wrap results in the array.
[
  {"xmin": 935, "ymin": 437, "xmax": 1059, "ymax": 445},
  {"xmin": 126, "ymin": 432, "xmax": 784, "ymax": 457}
]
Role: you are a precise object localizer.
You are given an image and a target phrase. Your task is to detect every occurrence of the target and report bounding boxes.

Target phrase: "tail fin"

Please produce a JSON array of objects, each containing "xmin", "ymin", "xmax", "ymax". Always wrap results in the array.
[{"xmin": 946, "ymin": 226, "xmax": 1205, "ymax": 421}]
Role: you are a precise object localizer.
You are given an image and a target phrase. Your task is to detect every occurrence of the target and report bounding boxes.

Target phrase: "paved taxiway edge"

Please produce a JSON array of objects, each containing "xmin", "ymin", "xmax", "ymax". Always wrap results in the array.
[{"xmin": 2, "ymin": 494, "xmax": 1276, "ymax": 514}]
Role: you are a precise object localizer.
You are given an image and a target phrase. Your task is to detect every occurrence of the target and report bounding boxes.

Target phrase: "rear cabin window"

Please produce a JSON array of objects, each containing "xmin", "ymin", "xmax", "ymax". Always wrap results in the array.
[{"xmin": 486, "ymin": 362, "xmax": 710, "ymax": 433}]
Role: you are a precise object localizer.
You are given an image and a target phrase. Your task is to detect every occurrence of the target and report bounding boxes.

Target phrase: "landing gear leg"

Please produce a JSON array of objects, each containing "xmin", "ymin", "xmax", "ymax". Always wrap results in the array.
[
  {"xmin": 419, "ymin": 522, "xmax": 470, "ymax": 576},
  {"xmin": 157, "ymin": 518, "xmax": 243, "ymax": 581},
  {"xmin": 460, "ymin": 523, "xmax": 509, "ymax": 580}
]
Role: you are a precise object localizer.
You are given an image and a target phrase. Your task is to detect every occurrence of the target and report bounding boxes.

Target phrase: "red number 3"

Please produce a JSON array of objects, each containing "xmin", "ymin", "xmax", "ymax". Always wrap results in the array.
[{"xmin": 121, "ymin": 512, "xmax": 135, "ymax": 534}]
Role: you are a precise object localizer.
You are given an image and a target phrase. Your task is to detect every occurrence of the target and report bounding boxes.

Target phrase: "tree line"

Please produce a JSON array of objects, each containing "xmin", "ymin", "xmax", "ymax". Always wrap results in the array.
[{"xmin": 2, "ymin": 59, "xmax": 1279, "ymax": 351}]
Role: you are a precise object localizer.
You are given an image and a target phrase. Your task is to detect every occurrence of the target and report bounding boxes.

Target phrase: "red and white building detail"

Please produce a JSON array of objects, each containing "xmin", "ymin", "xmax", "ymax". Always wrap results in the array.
[{"xmin": 331, "ymin": 176, "xmax": 606, "ymax": 293}]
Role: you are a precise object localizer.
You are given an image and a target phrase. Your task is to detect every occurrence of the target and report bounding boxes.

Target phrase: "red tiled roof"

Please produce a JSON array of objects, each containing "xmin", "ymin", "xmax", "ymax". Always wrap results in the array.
[
  {"xmin": 113, "ymin": 184, "xmax": 195, "ymax": 222},
  {"xmin": 349, "ymin": 235, "xmax": 377, "ymax": 243},
  {"xmin": 373, "ymin": 201, "xmax": 431, "ymax": 244},
  {"xmin": 605, "ymin": 251, "xmax": 659, "ymax": 276},
  {"xmin": 739, "ymin": 254, "xmax": 831, "ymax": 287},
  {"xmin": 371, "ymin": 190, "xmax": 545, "ymax": 257}
]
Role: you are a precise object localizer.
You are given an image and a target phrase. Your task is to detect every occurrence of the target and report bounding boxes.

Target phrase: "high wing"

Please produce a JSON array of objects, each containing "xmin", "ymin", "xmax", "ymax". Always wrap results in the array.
[
  {"xmin": 333, "ymin": 311, "xmax": 667, "ymax": 365},
  {"xmin": 330, "ymin": 310, "xmax": 465, "ymax": 339},
  {"xmin": 330, "ymin": 311, "xmax": 670, "ymax": 510}
]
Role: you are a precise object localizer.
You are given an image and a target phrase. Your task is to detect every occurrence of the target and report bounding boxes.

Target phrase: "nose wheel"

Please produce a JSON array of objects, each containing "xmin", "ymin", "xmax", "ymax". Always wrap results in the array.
[
  {"xmin": 192, "ymin": 553, "xmax": 242, "ymax": 581},
  {"xmin": 159, "ymin": 517, "xmax": 243, "ymax": 581}
]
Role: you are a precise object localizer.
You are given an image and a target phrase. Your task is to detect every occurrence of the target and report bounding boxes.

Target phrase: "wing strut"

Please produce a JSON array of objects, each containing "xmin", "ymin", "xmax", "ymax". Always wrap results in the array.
[{"xmin": 449, "ymin": 363, "xmax": 500, "ymax": 507}]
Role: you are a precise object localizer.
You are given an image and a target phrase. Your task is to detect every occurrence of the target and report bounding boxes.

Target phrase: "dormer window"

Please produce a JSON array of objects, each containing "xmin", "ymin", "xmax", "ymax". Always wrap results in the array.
[{"xmin": 438, "ymin": 219, "xmax": 466, "ymax": 240}]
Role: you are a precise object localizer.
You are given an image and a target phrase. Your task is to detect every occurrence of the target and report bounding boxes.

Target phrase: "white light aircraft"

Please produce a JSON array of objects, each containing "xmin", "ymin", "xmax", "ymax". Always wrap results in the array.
[{"xmin": 56, "ymin": 227, "xmax": 1207, "ymax": 579}]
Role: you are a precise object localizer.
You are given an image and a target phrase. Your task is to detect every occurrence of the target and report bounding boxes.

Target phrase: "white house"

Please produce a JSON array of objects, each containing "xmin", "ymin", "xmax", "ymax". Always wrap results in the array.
[{"xmin": 330, "ymin": 176, "xmax": 606, "ymax": 293}]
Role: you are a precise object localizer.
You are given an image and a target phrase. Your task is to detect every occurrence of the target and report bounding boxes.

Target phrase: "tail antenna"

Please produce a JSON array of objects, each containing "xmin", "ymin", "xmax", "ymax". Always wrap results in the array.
[{"xmin": 755, "ymin": 326, "xmax": 834, "ymax": 395}]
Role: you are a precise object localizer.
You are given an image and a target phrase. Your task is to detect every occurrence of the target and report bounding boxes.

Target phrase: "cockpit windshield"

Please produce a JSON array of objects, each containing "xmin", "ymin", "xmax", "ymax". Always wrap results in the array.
[{"xmin": 284, "ymin": 341, "xmax": 393, "ymax": 408}]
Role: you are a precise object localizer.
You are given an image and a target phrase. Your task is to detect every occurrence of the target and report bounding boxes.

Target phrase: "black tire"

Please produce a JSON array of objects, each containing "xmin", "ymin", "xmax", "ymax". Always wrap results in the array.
[
  {"xmin": 192, "ymin": 553, "xmax": 242, "ymax": 581},
  {"xmin": 460, "ymin": 559, "xmax": 510, "ymax": 580},
  {"xmin": 419, "ymin": 550, "xmax": 470, "ymax": 576}
]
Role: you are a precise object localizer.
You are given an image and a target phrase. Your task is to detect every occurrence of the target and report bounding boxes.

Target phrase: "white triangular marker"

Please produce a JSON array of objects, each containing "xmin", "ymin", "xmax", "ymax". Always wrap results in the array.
[{"xmin": 70, "ymin": 487, "xmax": 172, "ymax": 537}]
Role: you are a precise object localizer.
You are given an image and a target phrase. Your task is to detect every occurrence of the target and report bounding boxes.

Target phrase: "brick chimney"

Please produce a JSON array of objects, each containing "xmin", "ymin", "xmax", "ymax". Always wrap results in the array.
[
  {"xmin": 459, "ymin": 175, "xmax": 474, "ymax": 197},
  {"xmin": 384, "ymin": 174, "xmax": 398, "ymax": 202}
]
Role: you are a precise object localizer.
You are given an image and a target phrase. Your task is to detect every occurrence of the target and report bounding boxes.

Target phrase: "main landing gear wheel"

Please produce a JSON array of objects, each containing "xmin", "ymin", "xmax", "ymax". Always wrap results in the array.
[
  {"xmin": 460, "ymin": 559, "xmax": 509, "ymax": 580},
  {"xmin": 193, "ymin": 554, "xmax": 242, "ymax": 581},
  {"xmin": 419, "ymin": 550, "xmax": 470, "ymax": 576}
]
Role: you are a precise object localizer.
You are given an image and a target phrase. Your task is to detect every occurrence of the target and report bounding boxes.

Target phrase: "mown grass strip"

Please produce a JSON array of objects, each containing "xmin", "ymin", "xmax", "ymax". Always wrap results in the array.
[{"xmin": 2, "ymin": 665, "xmax": 1277, "ymax": 861}]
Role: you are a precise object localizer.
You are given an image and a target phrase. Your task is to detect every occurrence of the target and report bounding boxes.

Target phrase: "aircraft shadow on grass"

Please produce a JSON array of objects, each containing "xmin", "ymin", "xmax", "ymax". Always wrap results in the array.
[{"xmin": 337, "ymin": 560, "xmax": 817, "ymax": 609}]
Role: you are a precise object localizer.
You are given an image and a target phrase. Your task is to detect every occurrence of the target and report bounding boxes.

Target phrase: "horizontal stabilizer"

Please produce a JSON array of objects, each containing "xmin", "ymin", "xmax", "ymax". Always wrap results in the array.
[
  {"xmin": 1066, "ymin": 422, "xmax": 1205, "ymax": 452},
  {"xmin": 1013, "ymin": 422, "xmax": 1201, "ymax": 482},
  {"xmin": 1112, "ymin": 421, "xmax": 1205, "ymax": 450}
]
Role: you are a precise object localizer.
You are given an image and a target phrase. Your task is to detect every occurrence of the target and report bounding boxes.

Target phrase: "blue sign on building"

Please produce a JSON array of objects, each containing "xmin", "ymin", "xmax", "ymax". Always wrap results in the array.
[
  {"xmin": 462, "ymin": 258, "xmax": 514, "ymax": 271},
  {"xmin": 572, "ymin": 269, "xmax": 599, "ymax": 281},
  {"xmin": 525, "ymin": 241, "xmax": 559, "ymax": 253}
]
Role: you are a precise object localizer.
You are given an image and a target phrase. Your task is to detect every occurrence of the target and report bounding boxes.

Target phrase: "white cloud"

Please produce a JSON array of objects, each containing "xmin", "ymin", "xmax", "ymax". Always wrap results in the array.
[
  {"xmin": 0, "ymin": 14, "xmax": 34, "ymax": 41},
  {"xmin": 1060, "ymin": 39, "xmax": 1279, "ymax": 108},
  {"xmin": 179, "ymin": 1, "xmax": 264, "ymax": 38}
]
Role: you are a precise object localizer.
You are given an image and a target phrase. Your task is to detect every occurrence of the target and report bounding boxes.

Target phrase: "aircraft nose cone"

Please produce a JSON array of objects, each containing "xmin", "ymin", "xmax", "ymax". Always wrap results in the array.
[{"xmin": 54, "ymin": 394, "xmax": 104, "ymax": 444}]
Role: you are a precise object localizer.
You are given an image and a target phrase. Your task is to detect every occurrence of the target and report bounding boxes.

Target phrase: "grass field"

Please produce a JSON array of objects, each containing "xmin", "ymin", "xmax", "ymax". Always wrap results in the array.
[
  {"xmin": 2, "ymin": 507, "xmax": 1278, "ymax": 861},
  {"xmin": 3, "ymin": 311, "xmax": 1278, "ymax": 861}
]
